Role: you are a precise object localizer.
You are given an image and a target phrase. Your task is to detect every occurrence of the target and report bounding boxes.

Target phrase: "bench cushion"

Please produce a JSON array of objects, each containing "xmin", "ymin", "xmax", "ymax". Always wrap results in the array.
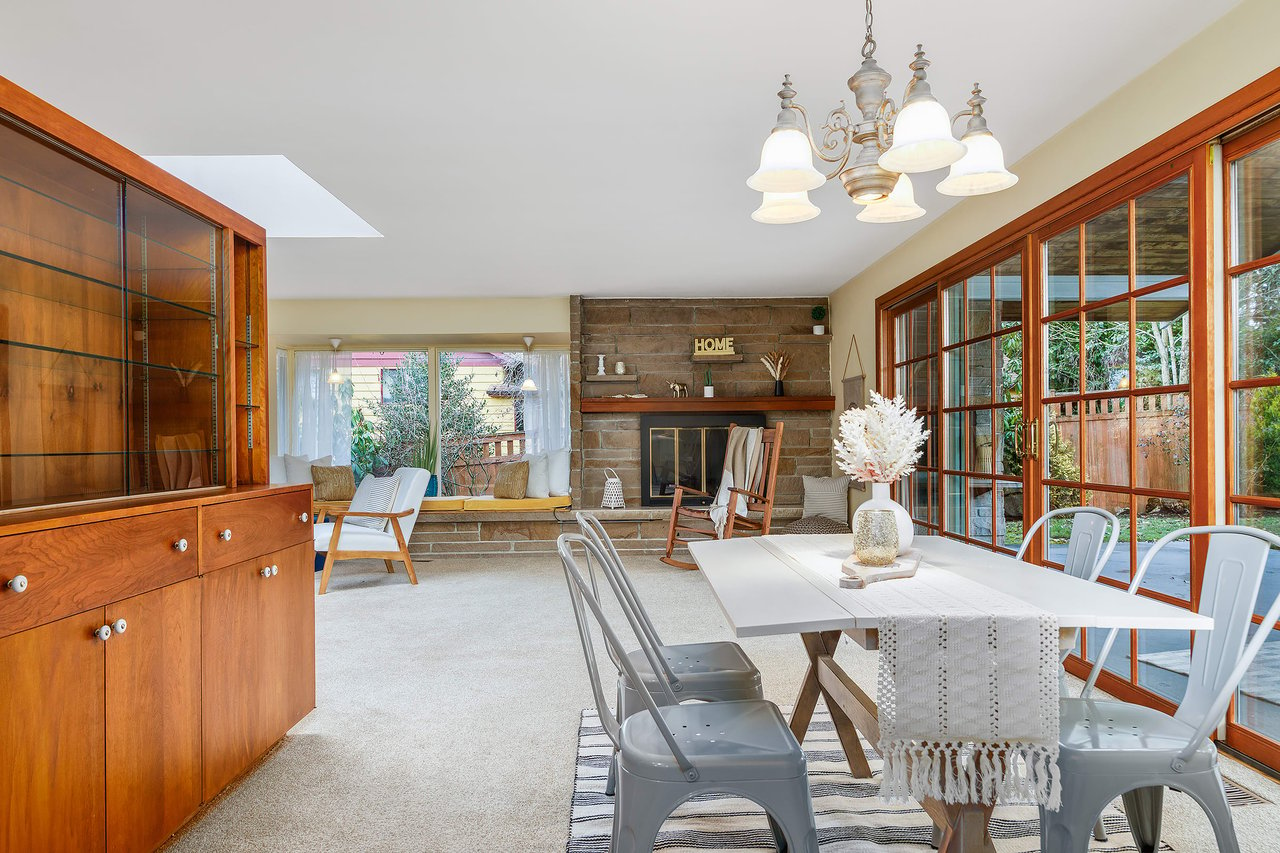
[
  {"xmin": 419, "ymin": 496, "xmax": 468, "ymax": 511},
  {"xmin": 461, "ymin": 495, "xmax": 571, "ymax": 511}
]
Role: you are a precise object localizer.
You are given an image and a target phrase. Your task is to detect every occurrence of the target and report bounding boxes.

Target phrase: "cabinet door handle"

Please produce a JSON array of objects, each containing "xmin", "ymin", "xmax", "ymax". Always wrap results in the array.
[
  {"xmin": 260, "ymin": 567, "xmax": 272, "ymax": 578},
  {"xmin": 5, "ymin": 575, "xmax": 27, "ymax": 593},
  {"xmin": 219, "ymin": 528, "xmax": 233, "ymax": 542},
  {"xmin": 271, "ymin": 564, "xmax": 279, "ymax": 576},
  {"xmin": 299, "ymin": 512, "xmax": 309, "ymax": 523},
  {"xmin": 112, "ymin": 618, "xmax": 127, "ymax": 635},
  {"xmin": 173, "ymin": 538, "xmax": 189, "ymax": 552},
  {"xmin": 94, "ymin": 625, "xmax": 113, "ymax": 642}
]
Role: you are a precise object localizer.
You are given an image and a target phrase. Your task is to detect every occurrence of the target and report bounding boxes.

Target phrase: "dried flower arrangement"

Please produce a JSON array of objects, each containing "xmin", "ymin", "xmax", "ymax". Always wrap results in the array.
[
  {"xmin": 760, "ymin": 350, "xmax": 793, "ymax": 381},
  {"xmin": 834, "ymin": 391, "xmax": 929, "ymax": 483}
]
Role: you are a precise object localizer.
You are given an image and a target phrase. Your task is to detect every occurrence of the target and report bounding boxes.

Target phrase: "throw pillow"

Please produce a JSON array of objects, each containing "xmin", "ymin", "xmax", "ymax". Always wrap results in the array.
[
  {"xmin": 802, "ymin": 474, "xmax": 851, "ymax": 524},
  {"xmin": 283, "ymin": 454, "xmax": 312, "ymax": 485},
  {"xmin": 269, "ymin": 455, "xmax": 286, "ymax": 484},
  {"xmin": 548, "ymin": 448, "xmax": 571, "ymax": 496},
  {"xmin": 492, "ymin": 461, "xmax": 529, "ymax": 499},
  {"xmin": 312, "ymin": 465, "xmax": 356, "ymax": 501},
  {"xmin": 345, "ymin": 474, "xmax": 401, "ymax": 530},
  {"xmin": 524, "ymin": 453, "xmax": 550, "ymax": 499}
]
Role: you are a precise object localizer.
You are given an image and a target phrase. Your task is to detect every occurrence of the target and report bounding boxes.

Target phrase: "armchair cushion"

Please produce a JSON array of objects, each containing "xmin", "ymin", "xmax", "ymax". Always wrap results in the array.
[
  {"xmin": 313, "ymin": 523, "xmax": 399, "ymax": 554},
  {"xmin": 346, "ymin": 475, "xmax": 401, "ymax": 530}
]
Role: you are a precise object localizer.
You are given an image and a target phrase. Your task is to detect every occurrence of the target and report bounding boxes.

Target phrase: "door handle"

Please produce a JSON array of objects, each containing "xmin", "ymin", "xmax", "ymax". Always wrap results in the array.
[
  {"xmin": 94, "ymin": 625, "xmax": 113, "ymax": 642},
  {"xmin": 218, "ymin": 528, "xmax": 233, "ymax": 542},
  {"xmin": 5, "ymin": 575, "xmax": 27, "ymax": 593}
]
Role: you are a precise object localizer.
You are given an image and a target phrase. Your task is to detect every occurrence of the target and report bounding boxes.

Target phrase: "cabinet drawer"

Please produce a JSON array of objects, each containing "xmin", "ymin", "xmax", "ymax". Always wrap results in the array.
[
  {"xmin": 201, "ymin": 489, "xmax": 312, "ymax": 573},
  {"xmin": 0, "ymin": 509, "xmax": 198, "ymax": 639}
]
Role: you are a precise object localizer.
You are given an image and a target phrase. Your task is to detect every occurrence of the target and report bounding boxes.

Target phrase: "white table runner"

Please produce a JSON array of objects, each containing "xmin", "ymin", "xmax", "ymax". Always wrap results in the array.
[{"xmin": 763, "ymin": 537, "xmax": 1062, "ymax": 809}]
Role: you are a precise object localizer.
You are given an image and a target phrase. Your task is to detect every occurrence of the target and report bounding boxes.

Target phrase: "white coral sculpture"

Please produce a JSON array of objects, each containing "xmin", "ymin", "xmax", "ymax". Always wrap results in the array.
[{"xmin": 834, "ymin": 391, "xmax": 929, "ymax": 483}]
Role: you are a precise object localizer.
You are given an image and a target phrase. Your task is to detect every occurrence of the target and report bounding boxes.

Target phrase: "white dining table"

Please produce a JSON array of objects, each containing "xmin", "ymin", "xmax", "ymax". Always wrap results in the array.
[{"xmin": 688, "ymin": 533, "xmax": 1213, "ymax": 853}]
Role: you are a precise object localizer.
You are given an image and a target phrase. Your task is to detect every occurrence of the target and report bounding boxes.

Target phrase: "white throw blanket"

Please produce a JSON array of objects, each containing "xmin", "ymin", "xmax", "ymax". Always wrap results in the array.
[
  {"xmin": 708, "ymin": 427, "xmax": 763, "ymax": 537},
  {"xmin": 867, "ymin": 569, "xmax": 1062, "ymax": 809}
]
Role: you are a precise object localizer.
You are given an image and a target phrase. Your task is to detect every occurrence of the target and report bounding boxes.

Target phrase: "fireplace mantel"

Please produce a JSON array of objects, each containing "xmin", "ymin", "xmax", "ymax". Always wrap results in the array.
[{"xmin": 580, "ymin": 395, "xmax": 835, "ymax": 413}]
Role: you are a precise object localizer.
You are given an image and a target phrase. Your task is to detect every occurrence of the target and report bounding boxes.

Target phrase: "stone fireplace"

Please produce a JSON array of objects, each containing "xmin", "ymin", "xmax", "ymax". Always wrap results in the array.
[{"xmin": 639, "ymin": 413, "xmax": 766, "ymax": 506}]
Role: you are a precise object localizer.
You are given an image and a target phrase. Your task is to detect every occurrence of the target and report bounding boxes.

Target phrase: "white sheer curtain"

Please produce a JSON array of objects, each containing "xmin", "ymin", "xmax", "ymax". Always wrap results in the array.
[
  {"xmin": 524, "ymin": 350, "xmax": 570, "ymax": 454},
  {"xmin": 291, "ymin": 350, "xmax": 352, "ymax": 464}
]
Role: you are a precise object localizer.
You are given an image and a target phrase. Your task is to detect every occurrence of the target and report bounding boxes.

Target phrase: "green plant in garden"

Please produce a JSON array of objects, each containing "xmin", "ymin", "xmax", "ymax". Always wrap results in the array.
[
  {"xmin": 1249, "ymin": 385, "xmax": 1280, "ymax": 496},
  {"xmin": 350, "ymin": 407, "xmax": 387, "ymax": 481},
  {"xmin": 811, "ymin": 305, "xmax": 827, "ymax": 323},
  {"xmin": 1046, "ymin": 423, "xmax": 1081, "ymax": 510}
]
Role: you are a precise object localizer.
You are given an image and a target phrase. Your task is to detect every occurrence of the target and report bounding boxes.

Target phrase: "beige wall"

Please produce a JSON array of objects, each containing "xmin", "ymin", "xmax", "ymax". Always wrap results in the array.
[
  {"xmin": 267, "ymin": 296, "xmax": 570, "ymax": 349},
  {"xmin": 829, "ymin": 0, "xmax": 1280, "ymax": 426}
]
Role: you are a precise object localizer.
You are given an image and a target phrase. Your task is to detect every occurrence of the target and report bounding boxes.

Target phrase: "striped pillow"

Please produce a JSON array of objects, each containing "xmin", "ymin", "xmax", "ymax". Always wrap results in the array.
[
  {"xmin": 346, "ymin": 475, "xmax": 401, "ymax": 530},
  {"xmin": 802, "ymin": 475, "xmax": 851, "ymax": 524}
]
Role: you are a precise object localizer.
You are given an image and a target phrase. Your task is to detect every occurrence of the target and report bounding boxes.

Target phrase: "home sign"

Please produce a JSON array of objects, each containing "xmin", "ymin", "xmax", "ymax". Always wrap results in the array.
[{"xmin": 693, "ymin": 336, "xmax": 735, "ymax": 356}]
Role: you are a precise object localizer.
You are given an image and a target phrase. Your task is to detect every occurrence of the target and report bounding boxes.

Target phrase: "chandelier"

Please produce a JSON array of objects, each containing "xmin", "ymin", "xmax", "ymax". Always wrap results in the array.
[{"xmin": 747, "ymin": 0, "xmax": 1017, "ymax": 225}]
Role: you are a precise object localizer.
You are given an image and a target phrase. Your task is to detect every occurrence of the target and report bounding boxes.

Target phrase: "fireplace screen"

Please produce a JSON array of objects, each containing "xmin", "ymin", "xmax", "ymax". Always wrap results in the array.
[{"xmin": 639, "ymin": 413, "xmax": 766, "ymax": 507}]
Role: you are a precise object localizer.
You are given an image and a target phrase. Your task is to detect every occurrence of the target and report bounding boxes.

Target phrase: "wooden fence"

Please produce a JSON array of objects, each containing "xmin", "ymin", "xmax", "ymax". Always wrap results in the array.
[{"xmin": 444, "ymin": 432, "xmax": 527, "ymax": 495}]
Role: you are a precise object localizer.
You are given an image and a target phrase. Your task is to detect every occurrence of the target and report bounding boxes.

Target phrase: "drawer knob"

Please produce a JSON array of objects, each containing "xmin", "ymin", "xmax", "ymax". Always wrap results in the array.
[
  {"xmin": 260, "ymin": 567, "xmax": 272, "ymax": 578},
  {"xmin": 112, "ymin": 618, "xmax": 127, "ymax": 635},
  {"xmin": 271, "ymin": 564, "xmax": 279, "ymax": 576},
  {"xmin": 173, "ymin": 538, "xmax": 189, "ymax": 553},
  {"xmin": 300, "ymin": 512, "xmax": 310, "ymax": 523},
  {"xmin": 94, "ymin": 625, "xmax": 112, "ymax": 642},
  {"xmin": 218, "ymin": 528, "xmax": 233, "ymax": 542},
  {"xmin": 6, "ymin": 575, "xmax": 27, "ymax": 594}
]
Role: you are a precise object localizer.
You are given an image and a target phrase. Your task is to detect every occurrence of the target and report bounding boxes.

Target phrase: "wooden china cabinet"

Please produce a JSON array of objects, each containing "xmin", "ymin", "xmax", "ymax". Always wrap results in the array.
[{"xmin": 0, "ymin": 75, "xmax": 315, "ymax": 852}]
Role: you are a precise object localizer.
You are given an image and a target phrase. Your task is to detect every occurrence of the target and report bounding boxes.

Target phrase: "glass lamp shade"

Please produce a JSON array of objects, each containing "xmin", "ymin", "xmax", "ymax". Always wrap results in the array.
[
  {"xmin": 856, "ymin": 174, "xmax": 926, "ymax": 223},
  {"xmin": 878, "ymin": 98, "xmax": 966, "ymax": 174},
  {"xmin": 520, "ymin": 377, "xmax": 538, "ymax": 392},
  {"xmin": 936, "ymin": 131, "xmax": 1018, "ymax": 196},
  {"xmin": 747, "ymin": 127, "xmax": 825, "ymax": 193},
  {"xmin": 751, "ymin": 191, "xmax": 820, "ymax": 224},
  {"xmin": 327, "ymin": 367, "xmax": 343, "ymax": 385}
]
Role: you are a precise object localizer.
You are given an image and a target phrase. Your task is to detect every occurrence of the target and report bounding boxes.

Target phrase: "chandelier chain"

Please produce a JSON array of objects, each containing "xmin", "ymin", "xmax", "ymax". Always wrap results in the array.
[{"xmin": 861, "ymin": 0, "xmax": 876, "ymax": 59}]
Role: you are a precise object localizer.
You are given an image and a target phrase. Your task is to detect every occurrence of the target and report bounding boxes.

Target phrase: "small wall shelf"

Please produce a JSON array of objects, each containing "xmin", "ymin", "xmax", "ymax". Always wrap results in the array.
[
  {"xmin": 581, "ymin": 395, "xmax": 835, "ymax": 413},
  {"xmin": 584, "ymin": 374, "xmax": 638, "ymax": 382},
  {"xmin": 690, "ymin": 353, "xmax": 745, "ymax": 363}
]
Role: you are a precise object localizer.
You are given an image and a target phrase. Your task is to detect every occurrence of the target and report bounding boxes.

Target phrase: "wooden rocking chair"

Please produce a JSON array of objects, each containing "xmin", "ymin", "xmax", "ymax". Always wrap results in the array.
[{"xmin": 660, "ymin": 422, "xmax": 784, "ymax": 570}]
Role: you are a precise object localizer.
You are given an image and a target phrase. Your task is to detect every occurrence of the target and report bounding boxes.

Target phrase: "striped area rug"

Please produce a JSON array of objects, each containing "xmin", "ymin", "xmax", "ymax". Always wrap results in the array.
[{"xmin": 567, "ymin": 707, "xmax": 1171, "ymax": 852}]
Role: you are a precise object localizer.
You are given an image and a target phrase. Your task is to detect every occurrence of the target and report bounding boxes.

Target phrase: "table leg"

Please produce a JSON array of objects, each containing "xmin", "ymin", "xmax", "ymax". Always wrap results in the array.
[
  {"xmin": 791, "ymin": 631, "xmax": 873, "ymax": 778},
  {"xmin": 922, "ymin": 800, "xmax": 996, "ymax": 853}
]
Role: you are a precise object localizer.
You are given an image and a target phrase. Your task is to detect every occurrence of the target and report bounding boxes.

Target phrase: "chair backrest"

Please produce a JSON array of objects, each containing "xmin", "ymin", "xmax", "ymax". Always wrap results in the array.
[
  {"xmin": 1015, "ymin": 506, "xmax": 1119, "ymax": 582},
  {"xmin": 1083, "ymin": 524, "xmax": 1280, "ymax": 766},
  {"xmin": 390, "ymin": 467, "xmax": 431, "ymax": 539},
  {"xmin": 576, "ymin": 513, "xmax": 680, "ymax": 688},
  {"xmin": 557, "ymin": 534, "xmax": 699, "ymax": 780},
  {"xmin": 726, "ymin": 422, "xmax": 784, "ymax": 506}
]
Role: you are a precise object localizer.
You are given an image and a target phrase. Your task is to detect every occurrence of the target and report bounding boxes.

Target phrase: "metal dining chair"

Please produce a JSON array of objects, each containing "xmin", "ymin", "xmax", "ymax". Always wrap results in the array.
[
  {"xmin": 576, "ymin": 512, "xmax": 764, "ymax": 796},
  {"xmin": 1040, "ymin": 524, "xmax": 1280, "ymax": 853},
  {"xmin": 558, "ymin": 533, "xmax": 819, "ymax": 853}
]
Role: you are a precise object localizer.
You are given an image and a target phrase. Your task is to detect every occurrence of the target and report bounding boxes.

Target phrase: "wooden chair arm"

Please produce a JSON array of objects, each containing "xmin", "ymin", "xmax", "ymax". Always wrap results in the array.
[
  {"xmin": 326, "ymin": 508, "xmax": 415, "ymax": 520},
  {"xmin": 727, "ymin": 486, "xmax": 767, "ymax": 503},
  {"xmin": 674, "ymin": 485, "xmax": 712, "ymax": 499}
]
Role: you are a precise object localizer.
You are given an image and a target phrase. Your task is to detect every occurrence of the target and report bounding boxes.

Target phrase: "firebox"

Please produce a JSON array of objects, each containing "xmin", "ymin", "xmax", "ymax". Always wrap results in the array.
[{"xmin": 639, "ymin": 413, "xmax": 766, "ymax": 507}]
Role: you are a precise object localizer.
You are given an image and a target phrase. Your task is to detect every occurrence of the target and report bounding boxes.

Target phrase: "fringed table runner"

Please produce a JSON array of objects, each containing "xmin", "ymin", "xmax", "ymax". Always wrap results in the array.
[{"xmin": 857, "ymin": 568, "xmax": 1062, "ymax": 809}]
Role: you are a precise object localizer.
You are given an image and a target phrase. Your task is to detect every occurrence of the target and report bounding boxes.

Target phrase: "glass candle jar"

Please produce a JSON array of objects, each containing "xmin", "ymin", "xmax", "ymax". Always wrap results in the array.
[{"xmin": 853, "ymin": 509, "xmax": 899, "ymax": 567}]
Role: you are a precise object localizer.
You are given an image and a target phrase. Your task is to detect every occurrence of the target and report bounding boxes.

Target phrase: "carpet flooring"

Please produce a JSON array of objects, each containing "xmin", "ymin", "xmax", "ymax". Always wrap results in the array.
[{"xmin": 167, "ymin": 553, "xmax": 1280, "ymax": 852}]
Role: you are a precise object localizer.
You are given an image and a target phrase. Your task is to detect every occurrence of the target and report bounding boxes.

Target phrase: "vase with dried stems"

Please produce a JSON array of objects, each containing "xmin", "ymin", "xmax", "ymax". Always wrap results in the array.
[{"xmin": 761, "ymin": 350, "xmax": 793, "ymax": 396}]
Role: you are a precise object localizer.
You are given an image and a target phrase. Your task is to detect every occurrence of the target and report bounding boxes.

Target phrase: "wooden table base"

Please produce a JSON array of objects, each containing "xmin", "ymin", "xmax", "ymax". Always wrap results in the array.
[{"xmin": 790, "ymin": 631, "xmax": 997, "ymax": 853}]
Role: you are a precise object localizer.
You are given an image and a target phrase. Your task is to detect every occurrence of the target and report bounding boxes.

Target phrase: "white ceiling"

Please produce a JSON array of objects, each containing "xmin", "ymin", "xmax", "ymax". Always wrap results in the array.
[{"xmin": 2, "ymin": 0, "xmax": 1242, "ymax": 300}]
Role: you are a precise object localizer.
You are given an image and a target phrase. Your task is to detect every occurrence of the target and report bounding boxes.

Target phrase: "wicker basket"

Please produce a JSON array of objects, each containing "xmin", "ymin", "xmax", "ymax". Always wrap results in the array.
[{"xmin": 601, "ymin": 467, "xmax": 625, "ymax": 509}]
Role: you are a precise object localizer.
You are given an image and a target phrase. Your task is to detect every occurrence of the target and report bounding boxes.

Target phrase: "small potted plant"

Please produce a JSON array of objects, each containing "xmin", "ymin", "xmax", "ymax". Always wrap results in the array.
[
  {"xmin": 811, "ymin": 305, "xmax": 827, "ymax": 335},
  {"xmin": 703, "ymin": 368, "xmax": 714, "ymax": 398}
]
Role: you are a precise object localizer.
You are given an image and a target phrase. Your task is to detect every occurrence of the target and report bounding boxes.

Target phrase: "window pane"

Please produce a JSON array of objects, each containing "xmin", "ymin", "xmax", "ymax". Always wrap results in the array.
[
  {"xmin": 922, "ymin": 410, "xmax": 938, "ymax": 469},
  {"xmin": 1084, "ymin": 203, "xmax": 1130, "ymax": 304},
  {"xmin": 1083, "ymin": 397, "xmax": 1130, "ymax": 487},
  {"xmin": 895, "ymin": 312, "xmax": 908, "ymax": 362},
  {"xmin": 1086, "ymin": 627, "xmax": 1131, "ymax": 680},
  {"xmin": 910, "ymin": 302, "xmax": 933, "ymax": 359},
  {"xmin": 945, "ymin": 474, "xmax": 965, "ymax": 534},
  {"xmin": 995, "ymin": 480, "xmax": 1024, "ymax": 550},
  {"xmin": 1233, "ymin": 137, "xmax": 1280, "ymax": 266},
  {"xmin": 945, "ymin": 347, "xmax": 966, "ymax": 406},
  {"xmin": 1135, "ymin": 497, "xmax": 1192, "ymax": 601},
  {"xmin": 967, "ymin": 272, "xmax": 992, "ymax": 339},
  {"xmin": 967, "ymin": 478, "xmax": 994, "ymax": 544},
  {"xmin": 1135, "ymin": 284, "xmax": 1189, "ymax": 387},
  {"xmin": 1045, "ymin": 319, "xmax": 1080, "ymax": 395},
  {"xmin": 1233, "ymin": 264, "xmax": 1280, "ymax": 380},
  {"xmin": 969, "ymin": 410, "xmax": 993, "ymax": 474},
  {"xmin": 1045, "ymin": 228, "xmax": 1080, "ymax": 315},
  {"xmin": 1136, "ymin": 392, "xmax": 1190, "ymax": 492},
  {"xmin": 967, "ymin": 340, "xmax": 993, "ymax": 405},
  {"xmin": 994, "ymin": 254, "xmax": 1022, "ymax": 329},
  {"xmin": 1235, "ymin": 386, "xmax": 1280, "ymax": 499},
  {"xmin": 1135, "ymin": 175, "xmax": 1189, "ymax": 288},
  {"xmin": 1234, "ymin": 504, "xmax": 1280, "ymax": 619},
  {"xmin": 1235, "ymin": 627, "xmax": 1280, "ymax": 742},
  {"xmin": 944, "ymin": 282, "xmax": 964, "ymax": 346},
  {"xmin": 944, "ymin": 412, "xmax": 964, "ymax": 470},
  {"xmin": 1045, "ymin": 401, "xmax": 1080, "ymax": 485},
  {"xmin": 1083, "ymin": 302, "xmax": 1129, "ymax": 392},
  {"xmin": 1087, "ymin": 490, "xmax": 1131, "ymax": 584},
  {"xmin": 997, "ymin": 331, "xmax": 1022, "ymax": 402},
  {"xmin": 1044, "ymin": 487, "xmax": 1082, "ymax": 564},
  {"xmin": 996, "ymin": 407, "xmax": 1023, "ymax": 477}
]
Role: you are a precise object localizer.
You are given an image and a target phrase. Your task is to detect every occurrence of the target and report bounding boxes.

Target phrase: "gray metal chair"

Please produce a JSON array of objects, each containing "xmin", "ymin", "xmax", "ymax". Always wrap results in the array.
[
  {"xmin": 558, "ymin": 533, "xmax": 819, "ymax": 853},
  {"xmin": 1040, "ymin": 524, "xmax": 1280, "ymax": 853},
  {"xmin": 576, "ymin": 513, "xmax": 764, "ymax": 796}
]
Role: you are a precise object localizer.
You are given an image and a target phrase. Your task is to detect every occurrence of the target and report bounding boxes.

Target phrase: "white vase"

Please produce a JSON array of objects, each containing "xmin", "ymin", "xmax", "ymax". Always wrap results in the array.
[
  {"xmin": 853, "ymin": 482, "xmax": 913, "ymax": 555},
  {"xmin": 703, "ymin": 386, "xmax": 714, "ymax": 397},
  {"xmin": 813, "ymin": 324, "xmax": 825, "ymax": 335}
]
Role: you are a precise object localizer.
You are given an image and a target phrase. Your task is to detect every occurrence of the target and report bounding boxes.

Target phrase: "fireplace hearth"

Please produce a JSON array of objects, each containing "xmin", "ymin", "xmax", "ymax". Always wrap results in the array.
[{"xmin": 639, "ymin": 413, "xmax": 766, "ymax": 507}]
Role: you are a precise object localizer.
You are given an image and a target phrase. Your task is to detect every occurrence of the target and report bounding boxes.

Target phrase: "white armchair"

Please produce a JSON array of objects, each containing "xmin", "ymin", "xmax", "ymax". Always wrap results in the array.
[{"xmin": 315, "ymin": 467, "xmax": 431, "ymax": 594}]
